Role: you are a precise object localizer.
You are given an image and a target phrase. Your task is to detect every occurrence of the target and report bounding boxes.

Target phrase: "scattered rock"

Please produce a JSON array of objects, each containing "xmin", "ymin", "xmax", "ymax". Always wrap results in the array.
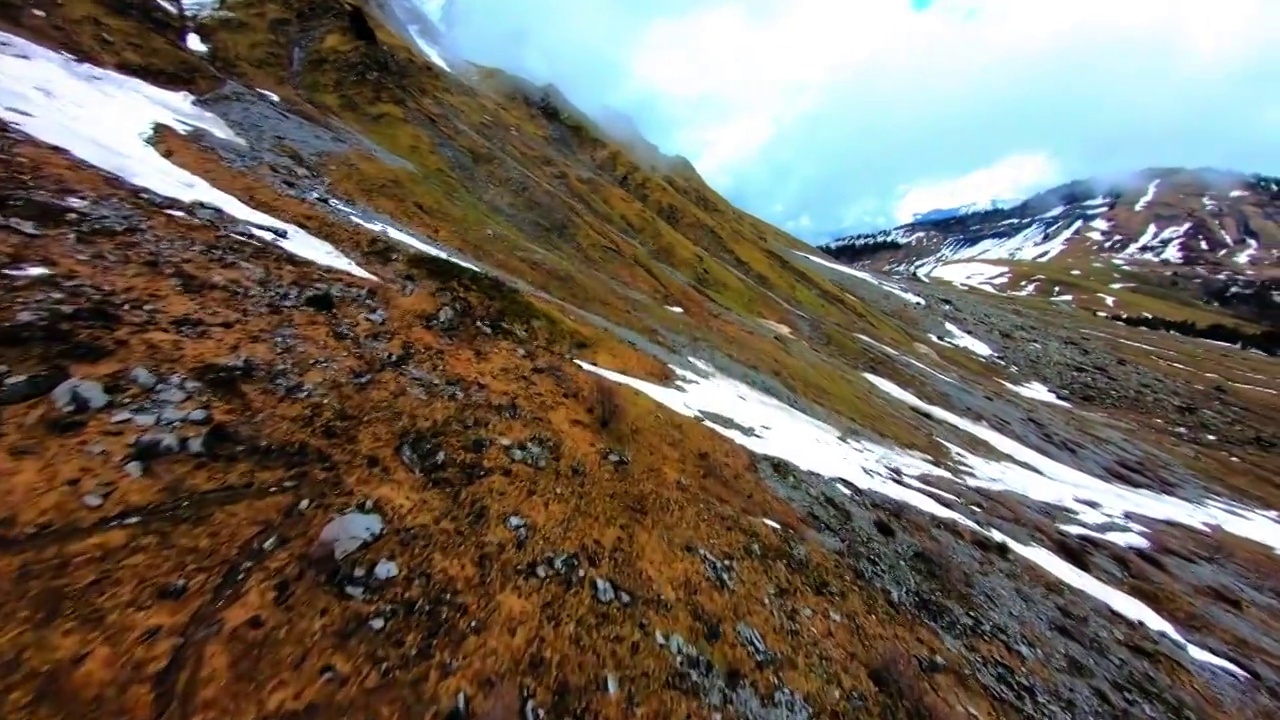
[
  {"xmin": 159, "ymin": 407, "xmax": 187, "ymax": 425},
  {"xmin": 109, "ymin": 411, "xmax": 133, "ymax": 423},
  {"xmin": 134, "ymin": 431, "xmax": 181, "ymax": 459},
  {"xmin": 157, "ymin": 579, "xmax": 188, "ymax": 600},
  {"xmin": 397, "ymin": 433, "xmax": 445, "ymax": 476},
  {"xmin": 665, "ymin": 632, "xmax": 692, "ymax": 657},
  {"xmin": 81, "ymin": 492, "xmax": 105, "ymax": 509},
  {"xmin": 698, "ymin": 548, "xmax": 735, "ymax": 590},
  {"xmin": 123, "ymin": 460, "xmax": 145, "ymax": 479},
  {"xmin": 373, "ymin": 558, "xmax": 399, "ymax": 580},
  {"xmin": 368, "ymin": 616, "xmax": 387, "ymax": 631},
  {"xmin": 918, "ymin": 654, "xmax": 947, "ymax": 674},
  {"xmin": 736, "ymin": 623, "xmax": 778, "ymax": 666},
  {"xmin": 0, "ymin": 369, "xmax": 68, "ymax": 406},
  {"xmin": 51, "ymin": 378, "xmax": 110, "ymax": 413},
  {"xmin": 315, "ymin": 512, "xmax": 384, "ymax": 560},
  {"xmin": 186, "ymin": 408, "xmax": 211, "ymax": 424},
  {"xmin": 593, "ymin": 577, "xmax": 616, "ymax": 604},
  {"xmin": 154, "ymin": 387, "xmax": 189, "ymax": 404},
  {"xmin": 505, "ymin": 515, "xmax": 530, "ymax": 545},
  {"xmin": 131, "ymin": 413, "xmax": 159, "ymax": 428},
  {"xmin": 431, "ymin": 304, "xmax": 458, "ymax": 330},
  {"xmin": 129, "ymin": 367, "xmax": 158, "ymax": 390},
  {"xmin": 3, "ymin": 217, "xmax": 41, "ymax": 236}
]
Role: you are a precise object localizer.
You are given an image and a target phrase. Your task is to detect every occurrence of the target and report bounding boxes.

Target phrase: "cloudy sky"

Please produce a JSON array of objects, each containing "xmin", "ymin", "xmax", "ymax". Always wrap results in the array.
[{"xmin": 426, "ymin": 0, "xmax": 1280, "ymax": 241}]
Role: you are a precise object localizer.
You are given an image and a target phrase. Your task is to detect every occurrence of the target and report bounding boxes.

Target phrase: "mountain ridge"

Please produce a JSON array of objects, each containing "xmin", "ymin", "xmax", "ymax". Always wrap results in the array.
[{"xmin": 824, "ymin": 167, "xmax": 1277, "ymax": 274}]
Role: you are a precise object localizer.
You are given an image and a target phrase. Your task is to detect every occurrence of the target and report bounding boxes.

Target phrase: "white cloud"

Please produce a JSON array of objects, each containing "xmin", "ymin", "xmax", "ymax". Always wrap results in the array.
[
  {"xmin": 433, "ymin": 0, "xmax": 1280, "ymax": 238},
  {"xmin": 893, "ymin": 153, "xmax": 1062, "ymax": 223}
]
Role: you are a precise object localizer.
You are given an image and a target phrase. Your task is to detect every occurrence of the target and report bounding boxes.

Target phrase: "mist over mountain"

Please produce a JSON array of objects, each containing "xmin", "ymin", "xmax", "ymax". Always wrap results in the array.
[{"xmin": 415, "ymin": 0, "xmax": 1280, "ymax": 241}]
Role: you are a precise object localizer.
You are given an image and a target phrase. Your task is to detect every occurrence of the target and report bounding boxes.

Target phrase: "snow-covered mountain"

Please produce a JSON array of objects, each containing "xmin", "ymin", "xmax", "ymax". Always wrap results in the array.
[
  {"xmin": 825, "ymin": 169, "xmax": 1278, "ymax": 276},
  {"xmin": 910, "ymin": 197, "xmax": 1020, "ymax": 223}
]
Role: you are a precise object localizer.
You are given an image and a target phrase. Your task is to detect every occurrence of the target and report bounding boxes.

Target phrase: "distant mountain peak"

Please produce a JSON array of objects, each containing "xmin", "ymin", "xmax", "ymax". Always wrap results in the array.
[
  {"xmin": 910, "ymin": 198, "xmax": 1021, "ymax": 224},
  {"xmin": 821, "ymin": 168, "xmax": 1277, "ymax": 274}
]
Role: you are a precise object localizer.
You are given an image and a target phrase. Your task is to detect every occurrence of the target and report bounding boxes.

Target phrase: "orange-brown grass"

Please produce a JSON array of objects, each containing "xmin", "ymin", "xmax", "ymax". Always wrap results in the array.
[{"xmin": 0, "ymin": 121, "xmax": 1021, "ymax": 720}]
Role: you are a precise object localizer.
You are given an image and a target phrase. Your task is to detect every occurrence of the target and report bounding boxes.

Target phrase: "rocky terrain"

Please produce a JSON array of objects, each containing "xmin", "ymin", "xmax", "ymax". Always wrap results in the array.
[
  {"xmin": 826, "ymin": 169, "xmax": 1278, "ymax": 273},
  {"xmin": 1, "ymin": 1, "xmax": 1279, "ymax": 719},
  {"xmin": 823, "ymin": 170, "xmax": 1280, "ymax": 357}
]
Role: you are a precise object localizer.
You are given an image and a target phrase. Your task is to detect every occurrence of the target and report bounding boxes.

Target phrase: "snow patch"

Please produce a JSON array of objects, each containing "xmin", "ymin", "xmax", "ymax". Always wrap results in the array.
[
  {"xmin": 324, "ymin": 199, "xmax": 479, "ymax": 272},
  {"xmin": 1235, "ymin": 236, "xmax": 1258, "ymax": 265},
  {"xmin": 420, "ymin": 44, "xmax": 452, "ymax": 72},
  {"xmin": 931, "ymin": 322, "xmax": 994, "ymax": 357},
  {"xmin": 1059, "ymin": 525, "xmax": 1151, "ymax": 549},
  {"xmin": 1035, "ymin": 219, "xmax": 1084, "ymax": 260},
  {"xmin": 796, "ymin": 252, "xmax": 925, "ymax": 305},
  {"xmin": 999, "ymin": 380, "xmax": 1071, "ymax": 407},
  {"xmin": 1155, "ymin": 223, "xmax": 1192, "ymax": 263},
  {"xmin": 866, "ymin": 374, "xmax": 1280, "ymax": 557},
  {"xmin": 183, "ymin": 31, "xmax": 209, "ymax": 55},
  {"xmin": 665, "ymin": 305, "xmax": 685, "ymax": 314},
  {"xmin": 256, "ymin": 88, "xmax": 281, "ymax": 102},
  {"xmin": 576, "ymin": 357, "xmax": 1260, "ymax": 673},
  {"xmin": 2, "ymin": 265, "xmax": 53, "ymax": 277},
  {"xmin": 1122, "ymin": 223, "xmax": 1159, "ymax": 257},
  {"xmin": 928, "ymin": 261, "xmax": 1010, "ymax": 293},
  {"xmin": 987, "ymin": 528, "xmax": 1241, "ymax": 675},
  {"xmin": 318, "ymin": 512, "xmax": 384, "ymax": 561},
  {"xmin": 855, "ymin": 334, "xmax": 958, "ymax": 385},
  {"xmin": 0, "ymin": 32, "xmax": 374, "ymax": 280},
  {"xmin": 576, "ymin": 358, "xmax": 970, "ymax": 525},
  {"xmin": 1229, "ymin": 382, "xmax": 1278, "ymax": 396},
  {"xmin": 1134, "ymin": 179, "xmax": 1160, "ymax": 211}
]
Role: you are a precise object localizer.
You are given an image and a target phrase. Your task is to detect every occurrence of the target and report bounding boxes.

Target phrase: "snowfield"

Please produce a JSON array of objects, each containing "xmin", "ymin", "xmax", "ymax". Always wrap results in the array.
[
  {"xmin": 0, "ymin": 31, "xmax": 375, "ymax": 280},
  {"xmin": 579, "ymin": 355, "xmax": 1280, "ymax": 675}
]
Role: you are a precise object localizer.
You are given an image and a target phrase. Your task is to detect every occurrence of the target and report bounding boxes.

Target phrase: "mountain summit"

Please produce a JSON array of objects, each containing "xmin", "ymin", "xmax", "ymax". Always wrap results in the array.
[{"xmin": 910, "ymin": 197, "xmax": 1021, "ymax": 224}]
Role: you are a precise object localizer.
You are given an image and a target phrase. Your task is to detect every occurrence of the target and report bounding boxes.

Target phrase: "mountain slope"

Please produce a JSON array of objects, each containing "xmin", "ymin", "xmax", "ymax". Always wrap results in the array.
[
  {"xmin": 827, "ymin": 169, "xmax": 1279, "ymax": 274},
  {"xmin": 2, "ymin": 2, "xmax": 1280, "ymax": 719},
  {"xmin": 823, "ymin": 169, "xmax": 1280, "ymax": 337}
]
